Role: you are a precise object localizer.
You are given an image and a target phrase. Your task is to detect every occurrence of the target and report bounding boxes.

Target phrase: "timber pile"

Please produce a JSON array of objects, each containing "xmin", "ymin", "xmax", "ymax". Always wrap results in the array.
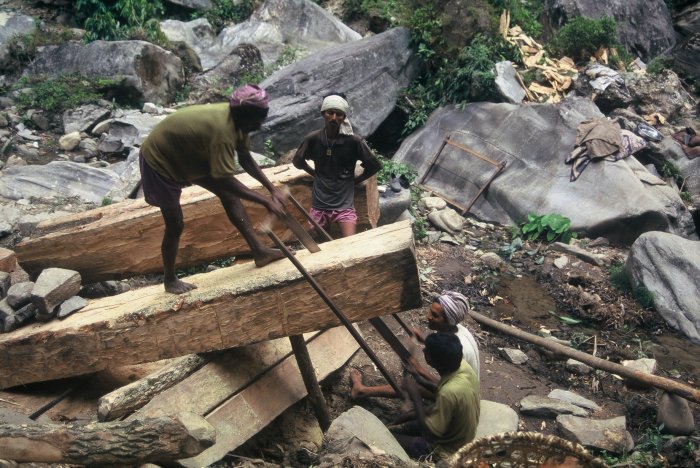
[
  {"xmin": 0, "ymin": 221, "xmax": 419, "ymax": 389},
  {"xmin": 13, "ymin": 163, "xmax": 379, "ymax": 283}
]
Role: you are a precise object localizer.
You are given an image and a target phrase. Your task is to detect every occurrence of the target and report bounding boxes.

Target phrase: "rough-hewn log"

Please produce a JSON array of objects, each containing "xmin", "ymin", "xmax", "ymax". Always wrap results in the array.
[
  {"xmin": 97, "ymin": 353, "xmax": 215, "ymax": 422},
  {"xmin": 0, "ymin": 412, "xmax": 214, "ymax": 464},
  {"xmin": 0, "ymin": 221, "xmax": 419, "ymax": 389},
  {"xmin": 14, "ymin": 164, "xmax": 379, "ymax": 282},
  {"xmin": 130, "ymin": 333, "xmax": 316, "ymax": 420},
  {"xmin": 179, "ymin": 325, "xmax": 359, "ymax": 467}
]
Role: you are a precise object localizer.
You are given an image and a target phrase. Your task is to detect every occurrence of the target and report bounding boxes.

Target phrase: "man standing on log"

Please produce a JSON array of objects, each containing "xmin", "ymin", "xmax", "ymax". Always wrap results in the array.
[
  {"xmin": 139, "ymin": 84, "xmax": 287, "ymax": 294},
  {"xmin": 350, "ymin": 290, "xmax": 480, "ymax": 399},
  {"xmin": 292, "ymin": 93, "xmax": 381, "ymax": 237}
]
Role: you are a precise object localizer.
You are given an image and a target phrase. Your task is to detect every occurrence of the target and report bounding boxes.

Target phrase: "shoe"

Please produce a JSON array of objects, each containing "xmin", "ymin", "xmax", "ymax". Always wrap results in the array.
[{"xmin": 389, "ymin": 174, "xmax": 402, "ymax": 192}]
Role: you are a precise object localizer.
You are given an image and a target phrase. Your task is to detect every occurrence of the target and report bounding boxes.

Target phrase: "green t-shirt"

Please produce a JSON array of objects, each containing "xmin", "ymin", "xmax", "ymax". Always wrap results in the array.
[
  {"xmin": 141, "ymin": 103, "xmax": 250, "ymax": 183},
  {"xmin": 425, "ymin": 360, "xmax": 481, "ymax": 457}
]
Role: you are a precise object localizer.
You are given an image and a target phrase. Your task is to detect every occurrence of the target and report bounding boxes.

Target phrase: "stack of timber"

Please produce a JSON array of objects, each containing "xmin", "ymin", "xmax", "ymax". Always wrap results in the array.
[
  {"xmin": 13, "ymin": 164, "xmax": 380, "ymax": 283},
  {"xmin": 0, "ymin": 221, "xmax": 420, "ymax": 389}
]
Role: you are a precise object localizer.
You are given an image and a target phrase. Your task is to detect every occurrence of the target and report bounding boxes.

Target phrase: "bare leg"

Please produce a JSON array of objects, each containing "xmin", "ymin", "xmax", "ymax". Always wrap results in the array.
[
  {"xmin": 194, "ymin": 178, "xmax": 284, "ymax": 267},
  {"xmin": 338, "ymin": 222, "xmax": 356, "ymax": 238},
  {"xmin": 160, "ymin": 205, "xmax": 197, "ymax": 294},
  {"xmin": 350, "ymin": 368, "xmax": 398, "ymax": 399}
]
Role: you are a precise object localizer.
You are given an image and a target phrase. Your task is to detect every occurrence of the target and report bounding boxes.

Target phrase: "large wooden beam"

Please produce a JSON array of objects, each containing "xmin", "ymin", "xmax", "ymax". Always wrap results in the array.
[
  {"xmin": 179, "ymin": 326, "xmax": 359, "ymax": 467},
  {"xmin": 0, "ymin": 412, "xmax": 214, "ymax": 464},
  {"xmin": 14, "ymin": 164, "xmax": 379, "ymax": 283},
  {"xmin": 0, "ymin": 222, "xmax": 419, "ymax": 389}
]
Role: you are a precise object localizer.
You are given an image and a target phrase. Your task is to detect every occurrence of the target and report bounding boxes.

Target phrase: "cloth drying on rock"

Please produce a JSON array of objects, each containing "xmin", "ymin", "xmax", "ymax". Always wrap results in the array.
[
  {"xmin": 672, "ymin": 127, "xmax": 700, "ymax": 160},
  {"xmin": 566, "ymin": 119, "xmax": 648, "ymax": 181}
]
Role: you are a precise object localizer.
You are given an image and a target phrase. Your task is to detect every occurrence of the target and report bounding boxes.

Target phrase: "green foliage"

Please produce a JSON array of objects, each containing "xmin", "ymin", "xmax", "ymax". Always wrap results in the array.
[
  {"xmin": 413, "ymin": 214, "xmax": 428, "ymax": 240},
  {"xmin": 12, "ymin": 75, "xmax": 111, "ymax": 117},
  {"xmin": 634, "ymin": 287, "xmax": 655, "ymax": 310},
  {"xmin": 601, "ymin": 424, "xmax": 674, "ymax": 467},
  {"xmin": 549, "ymin": 16, "xmax": 618, "ymax": 61},
  {"xmin": 680, "ymin": 191, "xmax": 693, "ymax": 203},
  {"xmin": 401, "ymin": 34, "xmax": 519, "ymax": 134},
  {"xmin": 608, "ymin": 262, "xmax": 655, "ymax": 310},
  {"xmin": 376, "ymin": 157, "xmax": 417, "ymax": 186},
  {"xmin": 76, "ymin": 0, "xmax": 167, "ymax": 43},
  {"xmin": 191, "ymin": 0, "xmax": 257, "ymax": 33},
  {"xmin": 5, "ymin": 27, "xmax": 76, "ymax": 70},
  {"xmin": 487, "ymin": 0, "xmax": 542, "ymax": 37},
  {"xmin": 101, "ymin": 197, "xmax": 113, "ymax": 206},
  {"xmin": 516, "ymin": 213, "xmax": 577, "ymax": 244},
  {"xmin": 646, "ymin": 55, "xmax": 675, "ymax": 75}
]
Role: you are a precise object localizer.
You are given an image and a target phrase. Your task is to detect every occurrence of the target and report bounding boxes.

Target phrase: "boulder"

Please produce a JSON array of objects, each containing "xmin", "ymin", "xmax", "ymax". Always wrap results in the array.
[
  {"xmin": 255, "ymin": 27, "xmax": 422, "ymax": 154},
  {"xmin": 673, "ymin": 33, "xmax": 700, "ymax": 83},
  {"xmin": 657, "ymin": 392, "xmax": 695, "ymax": 436},
  {"xmin": 321, "ymin": 406, "xmax": 410, "ymax": 463},
  {"xmin": 475, "ymin": 400, "xmax": 519, "ymax": 439},
  {"xmin": 392, "ymin": 99, "xmax": 696, "ymax": 244},
  {"xmin": 24, "ymin": 40, "xmax": 184, "ymax": 105},
  {"xmin": 626, "ymin": 232, "xmax": 700, "ymax": 344},
  {"xmin": 557, "ymin": 415, "xmax": 634, "ymax": 454},
  {"xmin": 494, "ymin": 61, "xmax": 525, "ymax": 104},
  {"xmin": 0, "ymin": 12, "xmax": 36, "ymax": 69},
  {"xmin": 378, "ymin": 189, "xmax": 411, "ymax": 227},
  {"xmin": 166, "ymin": 0, "xmax": 212, "ymax": 10},
  {"xmin": 63, "ymin": 104, "xmax": 113, "ymax": 134},
  {"xmin": 31, "ymin": 267, "xmax": 82, "ymax": 318},
  {"xmin": 644, "ymin": 136, "xmax": 700, "ymax": 204},
  {"xmin": 519, "ymin": 395, "xmax": 588, "ymax": 418},
  {"xmin": 542, "ymin": 0, "xmax": 675, "ymax": 61},
  {"xmin": 6, "ymin": 281, "xmax": 33, "ymax": 309},
  {"xmin": 190, "ymin": 44, "xmax": 265, "ymax": 103},
  {"xmin": 0, "ymin": 161, "xmax": 120, "ymax": 204}
]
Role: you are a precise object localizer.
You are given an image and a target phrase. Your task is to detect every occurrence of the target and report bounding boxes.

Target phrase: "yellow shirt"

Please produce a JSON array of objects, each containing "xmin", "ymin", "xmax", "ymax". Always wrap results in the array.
[
  {"xmin": 141, "ymin": 103, "xmax": 250, "ymax": 183},
  {"xmin": 425, "ymin": 360, "xmax": 480, "ymax": 457}
]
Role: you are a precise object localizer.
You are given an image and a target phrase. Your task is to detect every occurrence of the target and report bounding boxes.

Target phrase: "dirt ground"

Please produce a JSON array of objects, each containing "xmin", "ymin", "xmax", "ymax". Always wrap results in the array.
[{"xmin": 222, "ymin": 230, "xmax": 700, "ymax": 467}]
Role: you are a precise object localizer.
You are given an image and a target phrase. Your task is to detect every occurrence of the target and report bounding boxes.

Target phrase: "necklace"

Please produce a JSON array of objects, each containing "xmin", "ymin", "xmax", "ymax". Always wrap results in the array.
[{"xmin": 324, "ymin": 128, "xmax": 336, "ymax": 156}]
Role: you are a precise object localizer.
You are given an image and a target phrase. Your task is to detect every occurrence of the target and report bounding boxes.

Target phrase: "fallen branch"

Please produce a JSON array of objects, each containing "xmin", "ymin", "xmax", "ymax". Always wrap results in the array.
[
  {"xmin": 468, "ymin": 310, "xmax": 700, "ymax": 404},
  {"xmin": 0, "ymin": 412, "xmax": 214, "ymax": 464},
  {"xmin": 97, "ymin": 353, "xmax": 217, "ymax": 421}
]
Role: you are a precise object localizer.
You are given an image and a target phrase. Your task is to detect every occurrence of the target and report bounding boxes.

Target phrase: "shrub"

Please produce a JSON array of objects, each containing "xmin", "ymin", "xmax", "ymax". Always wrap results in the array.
[
  {"xmin": 516, "ymin": 213, "xmax": 577, "ymax": 243},
  {"xmin": 12, "ymin": 75, "xmax": 115, "ymax": 117},
  {"xmin": 646, "ymin": 56, "xmax": 675, "ymax": 75},
  {"xmin": 549, "ymin": 16, "xmax": 618, "ymax": 61},
  {"xmin": 487, "ymin": 0, "xmax": 542, "ymax": 37},
  {"xmin": 191, "ymin": 0, "xmax": 258, "ymax": 33},
  {"xmin": 76, "ymin": 0, "xmax": 168, "ymax": 44},
  {"xmin": 376, "ymin": 156, "xmax": 417, "ymax": 186}
]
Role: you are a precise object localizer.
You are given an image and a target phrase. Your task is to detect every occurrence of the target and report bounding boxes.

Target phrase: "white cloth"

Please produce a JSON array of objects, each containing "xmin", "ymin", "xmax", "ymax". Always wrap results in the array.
[
  {"xmin": 320, "ymin": 95, "xmax": 354, "ymax": 136},
  {"xmin": 457, "ymin": 324, "xmax": 480, "ymax": 379}
]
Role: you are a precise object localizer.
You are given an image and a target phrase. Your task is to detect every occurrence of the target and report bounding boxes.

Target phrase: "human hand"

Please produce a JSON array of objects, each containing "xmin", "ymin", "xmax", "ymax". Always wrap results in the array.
[
  {"xmin": 265, "ymin": 196, "xmax": 286, "ymax": 218},
  {"xmin": 271, "ymin": 188, "xmax": 289, "ymax": 207}
]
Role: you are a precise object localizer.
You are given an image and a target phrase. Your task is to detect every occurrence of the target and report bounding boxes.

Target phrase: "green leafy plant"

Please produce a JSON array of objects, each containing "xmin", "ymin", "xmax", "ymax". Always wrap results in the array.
[
  {"xmin": 517, "ymin": 213, "xmax": 577, "ymax": 243},
  {"xmin": 646, "ymin": 55, "xmax": 675, "ymax": 75},
  {"xmin": 549, "ymin": 16, "xmax": 618, "ymax": 61},
  {"xmin": 192, "ymin": 0, "xmax": 257, "ymax": 32},
  {"xmin": 76, "ymin": 0, "xmax": 167, "ymax": 43},
  {"xmin": 487, "ymin": 0, "xmax": 542, "ymax": 37},
  {"xmin": 608, "ymin": 262, "xmax": 655, "ymax": 310},
  {"xmin": 12, "ymin": 75, "xmax": 113, "ymax": 117},
  {"xmin": 101, "ymin": 197, "xmax": 113, "ymax": 206},
  {"xmin": 376, "ymin": 157, "xmax": 417, "ymax": 186}
]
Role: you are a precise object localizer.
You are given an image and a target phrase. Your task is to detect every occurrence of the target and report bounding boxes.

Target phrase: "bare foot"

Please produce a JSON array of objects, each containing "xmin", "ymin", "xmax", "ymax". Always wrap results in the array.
[
  {"xmin": 253, "ymin": 247, "xmax": 286, "ymax": 267},
  {"xmin": 165, "ymin": 278, "xmax": 197, "ymax": 294},
  {"xmin": 349, "ymin": 368, "xmax": 367, "ymax": 399}
]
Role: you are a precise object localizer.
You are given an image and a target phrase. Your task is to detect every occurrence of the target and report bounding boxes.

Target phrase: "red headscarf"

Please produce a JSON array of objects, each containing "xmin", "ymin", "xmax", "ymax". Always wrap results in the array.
[{"xmin": 230, "ymin": 84, "xmax": 269, "ymax": 109}]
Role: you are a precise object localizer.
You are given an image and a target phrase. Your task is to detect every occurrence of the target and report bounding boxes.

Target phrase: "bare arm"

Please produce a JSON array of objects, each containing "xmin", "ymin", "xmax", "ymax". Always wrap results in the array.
[
  {"xmin": 404, "ymin": 375, "xmax": 435, "ymax": 438},
  {"xmin": 354, "ymin": 140, "xmax": 381, "ymax": 186},
  {"xmin": 237, "ymin": 143, "xmax": 287, "ymax": 210},
  {"xmin": 292, "ymin": 139, "xmax": 316, "ymax": 178}
]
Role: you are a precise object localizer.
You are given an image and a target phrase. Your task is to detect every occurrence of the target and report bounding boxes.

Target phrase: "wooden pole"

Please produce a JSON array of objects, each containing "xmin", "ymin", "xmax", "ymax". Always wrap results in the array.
[
  {"xmin": 468, "ymin": 309, "xmax": 700, "ymax": 404},
  {"xmin": 289, "ymin": 334, "xmax": 331, "ymax": 431}
]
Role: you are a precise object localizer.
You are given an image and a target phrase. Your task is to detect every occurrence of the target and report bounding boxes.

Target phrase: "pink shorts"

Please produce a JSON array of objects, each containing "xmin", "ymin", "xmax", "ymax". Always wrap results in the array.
[{"xmin": 309, "ymin": 208, "xmax": 357, "ymax": 229}]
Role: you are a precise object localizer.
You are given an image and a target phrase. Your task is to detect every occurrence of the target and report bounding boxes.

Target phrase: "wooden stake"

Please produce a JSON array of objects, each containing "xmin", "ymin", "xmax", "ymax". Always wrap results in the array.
[{"xmin": 289, "ymin": 334, "xmax": 331, "ymax": 431}]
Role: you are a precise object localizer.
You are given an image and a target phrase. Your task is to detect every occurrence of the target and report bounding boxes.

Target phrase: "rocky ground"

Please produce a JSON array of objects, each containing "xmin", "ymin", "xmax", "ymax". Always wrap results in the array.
[{"xmin": 218, "ymin": 216, "xmax": 700, "ymax": 467}]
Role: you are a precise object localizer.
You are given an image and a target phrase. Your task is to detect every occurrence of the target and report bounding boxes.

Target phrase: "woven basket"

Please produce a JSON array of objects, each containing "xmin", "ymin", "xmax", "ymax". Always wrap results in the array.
[{"xmin": 449, "ymin": 431, "xmax": 608, "ymax": 467}]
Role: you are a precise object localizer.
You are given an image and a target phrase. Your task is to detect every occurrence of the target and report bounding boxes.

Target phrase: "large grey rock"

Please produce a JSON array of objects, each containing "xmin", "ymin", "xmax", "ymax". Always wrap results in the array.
[
  {"xmin": 657, "ymin": 392, "xmax": 695, "ymax": 436},
  {"xmin": 543, "ymin": 0, "xmax": 675, "ymax": 61},
  {"xmin": 475, "ymin": 401, "xmax": 519, "ymax": 439},
  {"xmin": 190, "ymin": 44, "xmax": 265, "ymax": 102},
  {"xmin": 24, "ymin": 40, "xmax": 184, "ymax": 105},
  {"xmin": 105, "ymin": 148, "xmax": 142, "ymax": 202},
  {"xmin": 626, "ymin": 232, "xmax": 700, "ymax": 344},
  {"xmin": 6, "ymin": 281, "xmax": 33, "ymax": 309},
  {"xmin": 392, "ymin": 99, "xmax": 696, "ymax": 244},
  {"xmin": 255, "ymin": 27, "xmax": 422, "ymax": 154},
  {"xmin": 494, "ymin": 61, "xmax": 525, "ymax": 104},
  {"xmin": 31, "ymin": 267, "xmax": 82, "ymax": 319},
  {"xmin": 103, "ymin": 110, "xmax": 167, "ymax": 147},
  {"xmin": 675, "ymin": 3, "xmax": 700, "ymax": 37},
  {"xmin": 63, "ymin": 104, "xmax": 113, "ymax": 134},
  {"xmin": 163, "ymin": 0, "xmax": 360, "ymax": 71},
  {"xmin": 378, "ymin": 189, "xmax": 411, "ymax": 227},
  {"xmin": 0, "ymin": 12, "xmax": 36, "ymax": 69},
  {"xmin": 322, "ymin": 406, "xmax": 410, "ymax": 463},
  {"xmin": 548, "ymin": 389, "xmax": 601, "ymax": 412},
  {"xmin": 519, "ymin": 395, "xmax": 588, "ymax": 418},
  {"xmin": 166, "ymin": 0, "xmax": 212, "ymax": 10},
  {"xmin": 645, "ymin": 136, "xmax": 700, "ymax": 204},
  {"xmin": 557, "ymin": 415, "xmax": 633, "ymax": 454},
  {"xmin": 673, "ymin": 33, "xmax": 700, "ymax": 83},
  {"xmin": 0, "ymin": 161, "xmax": 120, "ymax": 204}
]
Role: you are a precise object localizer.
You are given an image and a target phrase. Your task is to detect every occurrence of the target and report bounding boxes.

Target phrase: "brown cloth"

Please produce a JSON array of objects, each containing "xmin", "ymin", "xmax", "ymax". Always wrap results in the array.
[
  {"xmin": 566, "ymin": 118, "xmax": 624, "ymax": 181},
  {"xmin": 672, "ymin": 128, "xmax": 700, "ymax": 160}
]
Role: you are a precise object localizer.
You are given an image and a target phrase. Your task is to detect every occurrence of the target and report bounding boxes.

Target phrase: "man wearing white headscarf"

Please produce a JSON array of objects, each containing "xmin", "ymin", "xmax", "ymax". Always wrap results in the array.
[
  {"xmin": 350, "ymin": 290, "xmax": 480, "ymax": 399},
  {"xmin": 293, "ymin": 92, "xmax": 381, "ymax": 237}
]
